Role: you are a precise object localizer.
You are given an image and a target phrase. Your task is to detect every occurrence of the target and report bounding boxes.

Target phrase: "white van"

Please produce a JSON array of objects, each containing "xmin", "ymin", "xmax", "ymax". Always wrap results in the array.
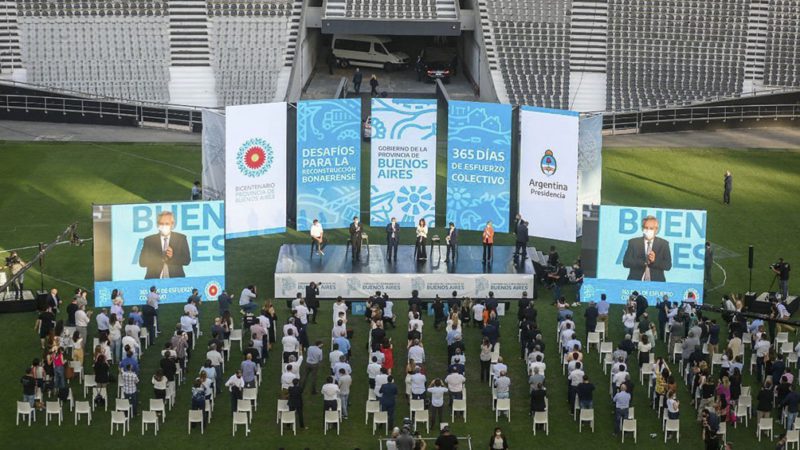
[{"xmin": 331, "ymin": 35, "xmax": 409, "ymax": 71}]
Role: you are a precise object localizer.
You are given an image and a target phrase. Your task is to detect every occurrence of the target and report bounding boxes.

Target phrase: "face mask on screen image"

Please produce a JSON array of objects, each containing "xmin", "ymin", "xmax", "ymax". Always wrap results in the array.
[
  {"xmin": 643, "ymin": 229, "xmax": 655, "ymax": 240},
  {"xmin": 158, "ymin": 225, "xmax": 172, "ymax": 236}
]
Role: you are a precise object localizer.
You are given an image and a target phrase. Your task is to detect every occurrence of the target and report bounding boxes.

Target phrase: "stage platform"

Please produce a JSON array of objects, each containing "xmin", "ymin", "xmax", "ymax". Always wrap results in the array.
[
  {"xmin": 274, "ymin": 244, "xmax": 534, "ymax": 299},
  {"xmin": 0, "ymin": 290, "xmax": 39, "ymax": 313}
]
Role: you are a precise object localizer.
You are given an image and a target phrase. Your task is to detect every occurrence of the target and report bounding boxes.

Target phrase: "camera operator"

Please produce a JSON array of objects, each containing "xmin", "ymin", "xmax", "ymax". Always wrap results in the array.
[
  {"xmin": 3, "ymin": 251, "xmax": 25, "ymax": 300},
  {"xmin": 772, "ymin": 258, "xmax": 791, "ymax": 301}
]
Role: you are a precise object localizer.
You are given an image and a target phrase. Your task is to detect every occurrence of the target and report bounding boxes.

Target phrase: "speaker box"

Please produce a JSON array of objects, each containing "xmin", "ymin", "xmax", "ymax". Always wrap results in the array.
[
  {"xmin": 744, "ymin": 292, "xmax": 757, "ymax": 310},
  {"xmin": 748, "ymin": 246, "xmax": 754, "ymax": 269},
  {"xmin": 36, "ymin": 292, "xmax": 48, "ymax": 310}
]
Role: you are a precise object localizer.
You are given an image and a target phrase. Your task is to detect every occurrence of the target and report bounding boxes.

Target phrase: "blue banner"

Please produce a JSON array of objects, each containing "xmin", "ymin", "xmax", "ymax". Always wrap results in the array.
[
  {"xmin": 296, "ymin": 99, "xmax": 362, "ymax": 231},
  {"xmin": 582, "ymin": 205, "xmax": 707, "ymax": 304},
  {"xmin": 93, "ymin": 201, "xmax": 226, "ymax": 307},
  {"xmin": 370, "ymin": 98, "xmax": 438, "ymax": 228},
  {"xmin": 446, "ymin": 101, "xmax": 512, "ymax": 232}
]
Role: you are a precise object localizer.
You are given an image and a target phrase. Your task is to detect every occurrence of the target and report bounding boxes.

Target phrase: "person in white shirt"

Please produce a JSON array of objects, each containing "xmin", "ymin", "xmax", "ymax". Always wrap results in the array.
[
  {"xmin": 472, "ymin": 301, "xmax": 485, "ymax": 326},
  {"xmin": 528, "ymin": 354, "xmax": 546, "ymax": 376},
  {"xmin": 409, "ymin": 367, "xmax": 427, "ymax": 399},
  {"xmin": 408, "ymin": 313, "xmax": 424, "ymax": 334},
  {"xmin": 494, "ymin": 371, "xmax": 511, "ymax": 400},
  {"xmin": 444, "ymin": 368, "xmax": 466, "ymax": 400},
  {"xmin": 281, "ymin": 365, "xmax": 298, "ymax": 394},
  {"xmin": 332, "ymin": 319, "xmax": 347, "ymax": 339},
  {"xmin": 408, "ymin": 340, "xmax": 425, "ymax": 365},
  {"xmin": 74, "ymin": 305, "xmax": 92, "ymax": 343},
  {"xmin": 239, "ymin": 285, "xmax": 258, "ymax": 314},
  {"xmin": 427, "ymin": 378, "xmax": 449, "ymax": 427},
  {"xmin": 332, "ymin": 355, "xmax": 352, "ymax": 382},
  {"xmin": 321, "ymin": 376, "xmax": 340, "ymax": 411},
  {"xmin": 754, "ymin": 335, "xmax": 771, "ymax": 382},
  {"xmin": 337, "ymin": 369, "xmax": 352, "ymax": 419},
  {"xmin": 295, "ymin": 300, "xmax": 309, "ymax": 326},
  {"xmin": 492, "ymin": 357, "xmax": 507, "ymax": 379},
  {"xmin": 622, "ymin": 310, "xmax": 636, "ymax": 335},
  {"xmin": 282, "ymin": 329, "xmax": 300, "ymax": 362},
  {"xmin": 367, "ymin": 356, "xmax": 382, "ymax": 389},
  {"xmin": 612, "ymin": 365, "xmax": 629, "ymax": 392},
  {"xmin": 283, "ymin": 320, "xmax": 299, "ymax": 338},
  {"xmin": 329, "ymin": 345, "xmax": 344, "ymax": 373},
  {"xmin": 224, "ymin": 370, "xmax": 245, "ymax": 413},
  {"xmin": 374, "ymin": 369, "xmax": 389, "ymax": 398},
  {"xmin": 382, "ymin": 300, "xmax": 395, "ymax": 328},
  {"xmin": 310, "ymin": 219, "xmax": 325, "ymax": 256},
  {"xmin": 332, "ymin": 297, "xmax": 348, "ymax": 323}
]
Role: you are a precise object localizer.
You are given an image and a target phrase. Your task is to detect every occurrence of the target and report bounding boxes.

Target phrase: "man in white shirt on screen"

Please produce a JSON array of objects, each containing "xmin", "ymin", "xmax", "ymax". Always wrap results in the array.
[{"xmin": 310, "ymin": 219, "xmax": 325, "ymax": 256}]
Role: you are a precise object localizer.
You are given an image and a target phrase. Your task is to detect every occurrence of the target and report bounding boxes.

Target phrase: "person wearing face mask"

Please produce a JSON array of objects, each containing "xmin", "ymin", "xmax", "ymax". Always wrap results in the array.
[
  {"xmin": 445, "ymin": 222, "xmax": 458, "ymax": 263},
  {"xmin": 385, "ymin": 216, "xmax": 400, "ymax": 262},
  {"xmin": 488, "ymin": 427, "xmax": 509, "ymax": 449},
  {"xmin": 138, "ymin": 211, "xmax": 191, "ymax": 279},
  {"xmin": 349, "ymin": 215, "xmax": 363, "ymax": 262},
  {"xmin": 622, "ymin": 215, "xmax": 672, "ymax": 282}
]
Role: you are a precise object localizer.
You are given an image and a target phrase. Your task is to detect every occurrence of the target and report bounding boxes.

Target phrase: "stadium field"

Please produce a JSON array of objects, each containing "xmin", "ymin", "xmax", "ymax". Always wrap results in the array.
[{"xmin": 0, "ymin": 140, "xmax": 797, "ymax": 449}]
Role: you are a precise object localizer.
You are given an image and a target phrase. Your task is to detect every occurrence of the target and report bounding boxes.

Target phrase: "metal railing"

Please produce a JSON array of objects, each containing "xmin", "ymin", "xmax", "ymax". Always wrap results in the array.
[{"xmin": 603, "ymin": 104, "xmax": 800, "ymax": 134}]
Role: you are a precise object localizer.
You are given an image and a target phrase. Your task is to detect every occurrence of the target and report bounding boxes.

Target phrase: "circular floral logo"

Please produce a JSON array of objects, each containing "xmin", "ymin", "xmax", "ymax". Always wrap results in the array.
[
  {"xmin": 237, "ymin": 138, "xmax": 273, "ymax": 178},
  {"xmin": 204, "ymin": 280, "xmax": 221, "ymax": 300}
]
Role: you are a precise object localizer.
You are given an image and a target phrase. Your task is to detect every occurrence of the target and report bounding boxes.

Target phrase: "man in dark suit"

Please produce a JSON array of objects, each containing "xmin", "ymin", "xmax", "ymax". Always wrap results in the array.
[
  {"xmin": 515, "ymin": 220, "xmax": 529, "ymax": 260},
  {"xmin": 445, "ymin": 222, "xmax": 458, "ymax": 263},
  {"xmin": 305, "ymin": 282, "xmax": 320, "ymax": 324},
  {"xmin": 349, "ymin": 216, "xmax": 362, "ymax": 261},
  {"xmin": 385, "ymin": 217, "xmax": 399, "ymax": 262},
  {"xmin": 138, "ymin": 211, "xmax": 191, "ymax": 279},
  {"xmin": 46, "ymin": 288, "xmax": 61, "ymax": 313},
  {"xmin": 287, "ymin": 378, "xmax": 306, "ymax": 429},
  {"xmin": 378, "ymin": 375, "xmax": 399, "ymax": 430},
  {"xmin": 622, "ymin": 215, "xmax": 671, "ymax": 282},
  {"xmin": 723, "ymin": 170, "xmax": 732, "ymax": 205}
]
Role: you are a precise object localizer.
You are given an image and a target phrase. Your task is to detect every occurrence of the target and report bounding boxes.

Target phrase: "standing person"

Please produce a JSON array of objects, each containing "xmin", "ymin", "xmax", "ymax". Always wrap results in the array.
[
  {"xmin": 482, "ymin": 220, "xmax": 494, "ymax": 263},
  {"xmin": 701, "ymin": 408, "xmax": 720, "ymax": 450},
  {"xmin": 415, "ymin": 55, "xmax": 424, "ymax": 81},
  {"xmin": 370, "ymin": 75, "xmax": 379, "ymax": 96},
  {"xmin": 217, "ymin": 289, "xmax": 232, "ymax": 317},
  {"xmin": 772, "ymin": 258, "xmax": 791, "ymax": 302},
  {"xmin": 337, "ymin": 368, "xmax": 352, "ymax": 419},
  {"xmin": 379, "ymin": 375, "xmax": 399, "ymax": 430},
  {"xmin": 310, "ymin": 219, "xmax": 325, "ymax": 256},
  {"xmin": 488, "ymin": 427, "xmax": 509, "ymax": 450},
  {"xmin": 723, "ymin": 170, "xmax": 732, "ymax": 205},
  {"xmin": 704, "ymin": 242, "xmax": 714, "ymax": 284},
  {"xmin": 352, "ymin": 68, "xmax": 363, "ymax": 94},
  {"xmin": 584, "ymin": 301, "xmax": 598, "ymax": 341},
  {"xmin": 20, "ymin": 367, "xmax": 36, "ymax": 408},
  {"xmin": 326, "ymin": 50, "xmax": 336, "ymax": 75},
  {"xmin": 434, "ymin": 426, "xmax": 459, "ymax": 450},
  {"xmin": 305, "ymin": 282, "xmax": 320, "ymax": 324},
  {"xmin": 302, "ymin": 340, "xmax": 323, "ymax": 394},
  {"xmin": 515, "ymin": 220, "xmax": 529, "ymax": 260},
  {"xmin": 5, "ymin": 251, "xmax": 25, "ymax": 299},
  {"xmin": 120, "ymin": 363, "xmax": 139, "ymax": 416},
  {"xmin": 445, "ymin": 222, "xmax": 458, "ymax": 263},
  {"xmin": 321, "ymin": 376, "xmax": 340, "ymax": 411},
  {"xmin": 415, "ymin": 218, "xmax": 428, "ymax": 261},
  {"xmin": 349, "ymin": 216, "xmax": 362, "ymax": 262},
  {"xmin": 612, "ymin": 384, "xmax": 631, "ymax": 436},
  {"xmin": 224, "ymin": 369, "xmax": 244, "ymax": 415},
  {"xmin": 386, "ymin": 217, "xmax": 400, "ymax": 262},
  {"xmin": 191, "ymin": 181, "xmax": 202, "ymax": 200},
  {"xmin": 287, "ymin": 378, "xmax": 307, "ymax": 429},
  {"xmin": 427, "ymin": 378, "xmax": 448, "ymax": 429}
]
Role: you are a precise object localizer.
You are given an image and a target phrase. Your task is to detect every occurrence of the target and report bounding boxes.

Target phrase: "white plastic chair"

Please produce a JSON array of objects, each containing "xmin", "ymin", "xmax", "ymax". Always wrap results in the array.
[
  {"xmin": 586, "ymin": 332, "xmax": 601, "ymax": 353},
  {"xmin": 409, "ymin": 399, "xmax": 424, "ymax": 422},
  {"xmin": 276, "ymin": 399, "xmax": 289, "ymax": 424},
  {"xmin": 242, "ymin": 387, "xmax": 258, "ymax": 411},
  {"xmin": 664, "ymin": 418, "xmax": 680, "ymax": 442},
  {"xmin": 141, "ymin": 410, "xmax": 158, "ymax": 435},
  {"xmin": 451, "ymin": 398, "xmax": 467, "ymax": 422},
  {"xmin": 233, "ymin": 411, "xmax": 250, "ymax": 436},
  {"xmin": 373, "ymin": 410, "xmax": 388, "ymax": 435},
  {"xmin": 149, "ymin": 398, "xmax": 166, "ymax": 422},
  {"xmin": 622, "ymin": 418, "xmax": 637, "ymax": 443},
  {"xmin": 83, "ymin": 374, "xmax": 96, "ymax": 398},
  {"xmin": 757, "ymin": 417, "xmax": 773, "ymax": 441},
  {"xmin": 230, "ymin": 329, "xmax": 243, "ymax": 350},
  {"xmin": 16, "ymin": 401, "xmax": 35, "ymax": 426},
  {"xmin": 579, "ymin": 408, "xmax": 594, "ymax": 432},
  {"xmin": 414, "ymin": 409, "xmax": 430, "ymax": 433},
  {"xmin": 188, "ymin": 409, "xmax": 204, "ymax": 434},
  {"xmin": 532, "ymin": 411, "xmax": 548, "ymax": 435},
  {"xmin": 45, "ymin": 401, "xmax": 62, "ymax": 426},
  {"xmin": 785, "ymin": 429, "xmax": 799, "ymax": 449},
  {"xmin": 495, "ymin": 398, "xmax": 511, "ymax": 421},
  {"xmin": 74, "ymin": 400, "xmax": 92, "ymax": 425},
  {"xmin": 365, "ymin": 399, "xmax": 380, "ymax": 424},
  {"xmin": 70, "ymin": 361, "xmax": 84, "ymax": 384},
  {"xmin": 237, "ymin": 399, "xmax": 253, "ymax": 423},
  {"xmin": 110, "ymin": 411, "xmax": 127, "ymax": 436},
  {"xmin": 324, "ymin": 410, "xmax": 340, "ymax": 435},
  {"xmin": 280, "ymin": 410, "xmax": 296, "ymax": 436}
]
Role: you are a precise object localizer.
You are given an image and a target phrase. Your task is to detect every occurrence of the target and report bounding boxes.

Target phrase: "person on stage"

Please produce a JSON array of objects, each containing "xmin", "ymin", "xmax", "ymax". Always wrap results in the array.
[
  {"xmin": 622, "ymin": 215, "xmax": 672, "ymax": 282},
  {"xmin": 138, "ymin": 210, "xmax": 191, "ymax": 279},
  {"xmin": 310, "ymin": 218, "xmax": 325, "ymax": 256},
  {"xmin": 415, "ymin": 218, "xmax": 428, "ymax": 261},
  {"xmin": 349, "ymin": 216, "xmax": 362, "ymax": 261},
  {"xmin": 723, "ymin": 170, "xmax": 733, "ymax": 205},
  {"xmin": 482, "ymin": 220, "xmax": 494, "ymax": 263},
  {"xmin": 385, "ymin": 217, "xmax": 400, "ymax": 262},
  {"xmin": 445, "ymin": 222, "xmax": 458, "ymax": 263},
  {"xmin": 515, "ymin": 220, "xmax": 529, "ymax": 260}
]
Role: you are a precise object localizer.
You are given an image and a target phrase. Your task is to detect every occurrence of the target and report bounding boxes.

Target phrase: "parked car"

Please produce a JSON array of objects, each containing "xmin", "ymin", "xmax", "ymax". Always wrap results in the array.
[
  {"xmin": 418, "ymin": 46, "xmax": 458, "ymax": 82},
  {"xmin": 332, "ymin": 35, "xmax": 410, "ymax": 71}
]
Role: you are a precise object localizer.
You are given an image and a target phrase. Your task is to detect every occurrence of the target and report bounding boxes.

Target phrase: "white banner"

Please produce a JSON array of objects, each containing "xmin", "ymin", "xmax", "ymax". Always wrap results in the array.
[
  {"xmin": 225, "ymin": 102, "xmax": 287, "ymax": 238},
  {"xmin": 202, "ymin": 109, "xmax": 226, "ymax": 201},
  {"xmin": 519, "ymin": 106, "xmax": 580, "ymax": 242},
  {"xmin": 275, "ymin": 272, "xmax": 533, "ymax": 299},
  {"xmin": 369, "ymin": 98, "xmax": 438, "ymax": 228}
]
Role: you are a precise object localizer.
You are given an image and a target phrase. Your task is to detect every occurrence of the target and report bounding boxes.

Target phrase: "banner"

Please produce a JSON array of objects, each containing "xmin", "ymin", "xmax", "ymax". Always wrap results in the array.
[
  {"xmin": 92, "ymin": 201, "xmax": 226, "ymax": 307},
  {"xmin": 225, "ymin": 102, "xmax": 287, "ymax": 238},
  {"xmin": 296, "ymin": 99, "xmax": 361, "ymax": 231},
  {"xmin": 275, "ymin": 272, "xmax": 532, "ymax": 300},
  {"xmin": 446, "ymin": 100, "xmax": 512, "ymax": 232},
  {"xmin": 519, "ymin": 106, "xmax": 580, "ymax": 242},
  {"xmin": 201, "ymin": 109, "xmax": 226, "ymax": 200},
  {"xmin": 370, "ymin": 98, "xmax": 437, "ymax": 228},
  {"xmin": 581, "ymin": 205, "xmax": 707, "ymax": 304},
  {"xmin": 577, "ymin": 114, "xmax": 603, "ymax": 237}
]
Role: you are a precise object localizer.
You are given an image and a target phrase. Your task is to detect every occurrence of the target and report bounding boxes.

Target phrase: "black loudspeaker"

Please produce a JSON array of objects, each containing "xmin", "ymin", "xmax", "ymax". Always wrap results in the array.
[
  {"xmin": 744, "ymin": 292, "xmax": 757, "ymax": 310},
  {"xmin": 748, "ymin": 245, "xmax": 754, "ymax": 269},
  {"xmin": 36, "ymin": 292, "xmax": 48, "ymax": 310}
]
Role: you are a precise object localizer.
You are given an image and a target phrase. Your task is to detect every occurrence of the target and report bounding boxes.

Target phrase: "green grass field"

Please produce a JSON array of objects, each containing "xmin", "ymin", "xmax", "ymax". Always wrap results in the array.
[{"xmin": 0, "ymin": 139, "xmax": 797, "ymax": 449}]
